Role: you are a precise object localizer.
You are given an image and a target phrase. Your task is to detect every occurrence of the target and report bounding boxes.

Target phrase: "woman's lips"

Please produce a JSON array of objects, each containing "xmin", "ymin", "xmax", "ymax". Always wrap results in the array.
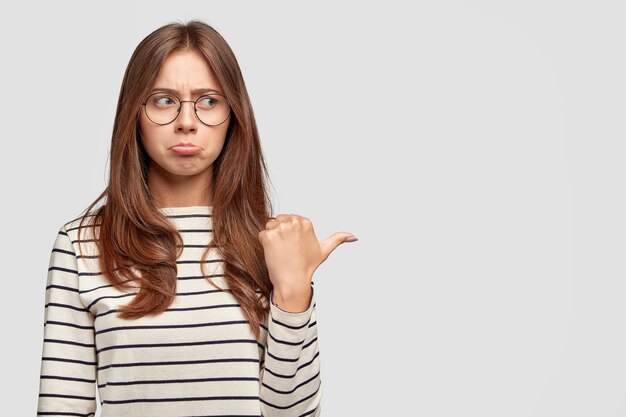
[{"xmin": 170, "ymin": 145, "xmax": 201, "ymax": 155}]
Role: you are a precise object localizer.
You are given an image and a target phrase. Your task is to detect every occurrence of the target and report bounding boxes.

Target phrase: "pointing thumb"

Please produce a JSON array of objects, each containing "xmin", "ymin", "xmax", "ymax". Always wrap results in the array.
[{"xmin": 319, "ymin": 232, "xmax": 358, "ymax": 261}]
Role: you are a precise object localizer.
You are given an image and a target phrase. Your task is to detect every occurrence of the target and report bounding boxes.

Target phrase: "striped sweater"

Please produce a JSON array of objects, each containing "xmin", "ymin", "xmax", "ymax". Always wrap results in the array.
[{"xmin": 37, "ymin": 205, "xmax": 322, "ymax": 417}]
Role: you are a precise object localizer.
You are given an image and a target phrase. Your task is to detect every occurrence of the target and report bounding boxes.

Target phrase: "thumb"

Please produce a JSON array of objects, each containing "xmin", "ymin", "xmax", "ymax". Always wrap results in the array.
[{"xmin": 319, "ymin": 232, "xmax": 358, "ymax": 261}]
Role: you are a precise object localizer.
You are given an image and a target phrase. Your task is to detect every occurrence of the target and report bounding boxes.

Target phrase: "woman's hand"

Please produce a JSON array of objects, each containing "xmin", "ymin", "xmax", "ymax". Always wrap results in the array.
[{"xmin": 258, "ymin": 213, "xmax": 357, "ymax": 312}]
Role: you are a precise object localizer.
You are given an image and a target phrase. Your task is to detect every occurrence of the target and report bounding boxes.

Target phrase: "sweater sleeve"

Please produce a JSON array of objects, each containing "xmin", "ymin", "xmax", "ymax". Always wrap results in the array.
[
  {"xmin": 37, "ymin": 224, "xmax": 98, "ymax": 416},
  {"xmin": 259, "ymin": 283, "xmax": 322, "ymax": 417}
]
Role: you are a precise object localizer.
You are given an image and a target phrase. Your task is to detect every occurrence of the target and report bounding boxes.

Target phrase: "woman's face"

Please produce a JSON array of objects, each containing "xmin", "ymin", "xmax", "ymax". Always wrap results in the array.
[{"xmin": 138, "ymin": 49, "xmax": 230, "ymax": 181}]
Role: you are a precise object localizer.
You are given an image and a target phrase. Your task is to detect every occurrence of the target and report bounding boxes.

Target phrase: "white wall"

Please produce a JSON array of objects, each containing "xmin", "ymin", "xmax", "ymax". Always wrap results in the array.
[{"xmin": 4, "ymin": 1, "xmax": 625, "ymax": 415}]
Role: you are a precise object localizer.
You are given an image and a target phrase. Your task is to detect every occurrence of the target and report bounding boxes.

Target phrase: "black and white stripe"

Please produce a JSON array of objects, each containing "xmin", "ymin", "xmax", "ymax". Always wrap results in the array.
[{"xmin": 37, "ymin": 206, "xmax": 322, "ymax": 417}]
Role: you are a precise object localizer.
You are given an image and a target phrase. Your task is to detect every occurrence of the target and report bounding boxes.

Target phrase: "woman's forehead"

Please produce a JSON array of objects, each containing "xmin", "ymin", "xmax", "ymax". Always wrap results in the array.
[{"xmin": 153, "ymin": 49, "xmax": 219, "ymax": 86}]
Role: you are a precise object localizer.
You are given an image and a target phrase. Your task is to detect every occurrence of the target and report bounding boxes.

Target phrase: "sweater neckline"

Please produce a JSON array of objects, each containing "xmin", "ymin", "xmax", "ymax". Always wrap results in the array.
[{"xmin": 156, "ymin": 205, "xmax": 212, "ymax": 215}]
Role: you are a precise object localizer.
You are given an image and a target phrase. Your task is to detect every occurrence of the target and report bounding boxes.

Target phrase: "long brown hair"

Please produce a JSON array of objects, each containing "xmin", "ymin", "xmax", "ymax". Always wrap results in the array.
[{"xmin": 74, "ymin": 19, "xmax": 274, "ymax": 339}]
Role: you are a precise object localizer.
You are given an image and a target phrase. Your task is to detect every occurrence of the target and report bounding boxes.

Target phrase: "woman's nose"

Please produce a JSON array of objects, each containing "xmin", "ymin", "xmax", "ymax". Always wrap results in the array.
[{"xmin": 175, "ymin": 101, "xmax": 197, "ymax": 130}]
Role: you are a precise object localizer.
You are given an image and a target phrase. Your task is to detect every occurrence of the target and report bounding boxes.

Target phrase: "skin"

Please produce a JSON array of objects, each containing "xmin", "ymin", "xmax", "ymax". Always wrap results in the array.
[
  {"xmin": 138, "ymin": 48, "xmax": 227, "ymax": 208},
  {"xmin": 138, "ymin": 49, "xmax": 358, "ymax": 313},
  {"xmin": 260, "ymin": 215, "xmax": 358, "ymax": 312}
]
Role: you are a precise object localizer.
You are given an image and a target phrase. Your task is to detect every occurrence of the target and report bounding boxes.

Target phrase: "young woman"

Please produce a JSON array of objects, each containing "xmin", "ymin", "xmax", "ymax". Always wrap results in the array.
[{"xmin": 37, "ymin": 19, "xmax": 356, "ymax": 417}]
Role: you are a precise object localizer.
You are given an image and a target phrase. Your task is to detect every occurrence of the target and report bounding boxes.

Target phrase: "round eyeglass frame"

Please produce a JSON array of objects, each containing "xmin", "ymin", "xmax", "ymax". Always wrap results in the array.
[{"xmin": 141, "ymin": 91, "xmax": 232, "ymax": 127}]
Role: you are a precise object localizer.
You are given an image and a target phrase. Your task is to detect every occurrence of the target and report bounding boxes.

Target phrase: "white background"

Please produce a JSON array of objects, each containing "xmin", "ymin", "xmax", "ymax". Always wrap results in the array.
[{"xmin": 2, "ymin": 1, "xmax": 625, "ymax": 415}]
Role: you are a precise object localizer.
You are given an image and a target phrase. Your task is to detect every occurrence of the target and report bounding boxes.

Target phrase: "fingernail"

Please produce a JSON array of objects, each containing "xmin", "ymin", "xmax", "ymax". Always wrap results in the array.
[{"xmin": 345, "ymin": 236, "xmax": 358, "ymax": 242}]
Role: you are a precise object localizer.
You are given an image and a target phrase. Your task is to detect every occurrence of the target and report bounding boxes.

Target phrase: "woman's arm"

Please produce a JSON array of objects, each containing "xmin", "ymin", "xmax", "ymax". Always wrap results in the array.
[
  {"xmin": 37, "ymin": 224, "xmax": 98, "ymax": 416},
  {"xmin": 259, "ymin": 282, "xmax": 322, "ymax": 417}
]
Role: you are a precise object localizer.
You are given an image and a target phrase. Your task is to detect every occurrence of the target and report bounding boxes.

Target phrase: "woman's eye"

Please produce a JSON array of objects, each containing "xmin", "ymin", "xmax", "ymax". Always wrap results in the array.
[
  {"xmin": 154, "ymin": 95, "xmax": 176, "ymax": 106},
  {"xmin": 198, "ymin": 96, "xmax": 217, "ymax": 108}
]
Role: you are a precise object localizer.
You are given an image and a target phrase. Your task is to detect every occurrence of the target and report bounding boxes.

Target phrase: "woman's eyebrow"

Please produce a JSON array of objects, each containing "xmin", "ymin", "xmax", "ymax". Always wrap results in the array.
[{"xmin": 150, "ymin": 87, "xmax": 222, "ymax": 95}]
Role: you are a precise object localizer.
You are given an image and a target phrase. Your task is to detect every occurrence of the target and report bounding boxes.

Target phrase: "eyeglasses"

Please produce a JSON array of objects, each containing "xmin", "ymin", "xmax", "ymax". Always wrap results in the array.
[{"xmin": 142, "ymin": 91, "xmax": 231, "ymax": 126}]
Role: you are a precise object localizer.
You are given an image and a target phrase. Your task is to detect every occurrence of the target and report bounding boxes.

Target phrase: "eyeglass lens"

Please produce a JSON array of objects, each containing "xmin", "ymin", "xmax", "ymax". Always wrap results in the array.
[{"xmin": 144, "ymin": 92, "xmax": 230, "ymax": 126}]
